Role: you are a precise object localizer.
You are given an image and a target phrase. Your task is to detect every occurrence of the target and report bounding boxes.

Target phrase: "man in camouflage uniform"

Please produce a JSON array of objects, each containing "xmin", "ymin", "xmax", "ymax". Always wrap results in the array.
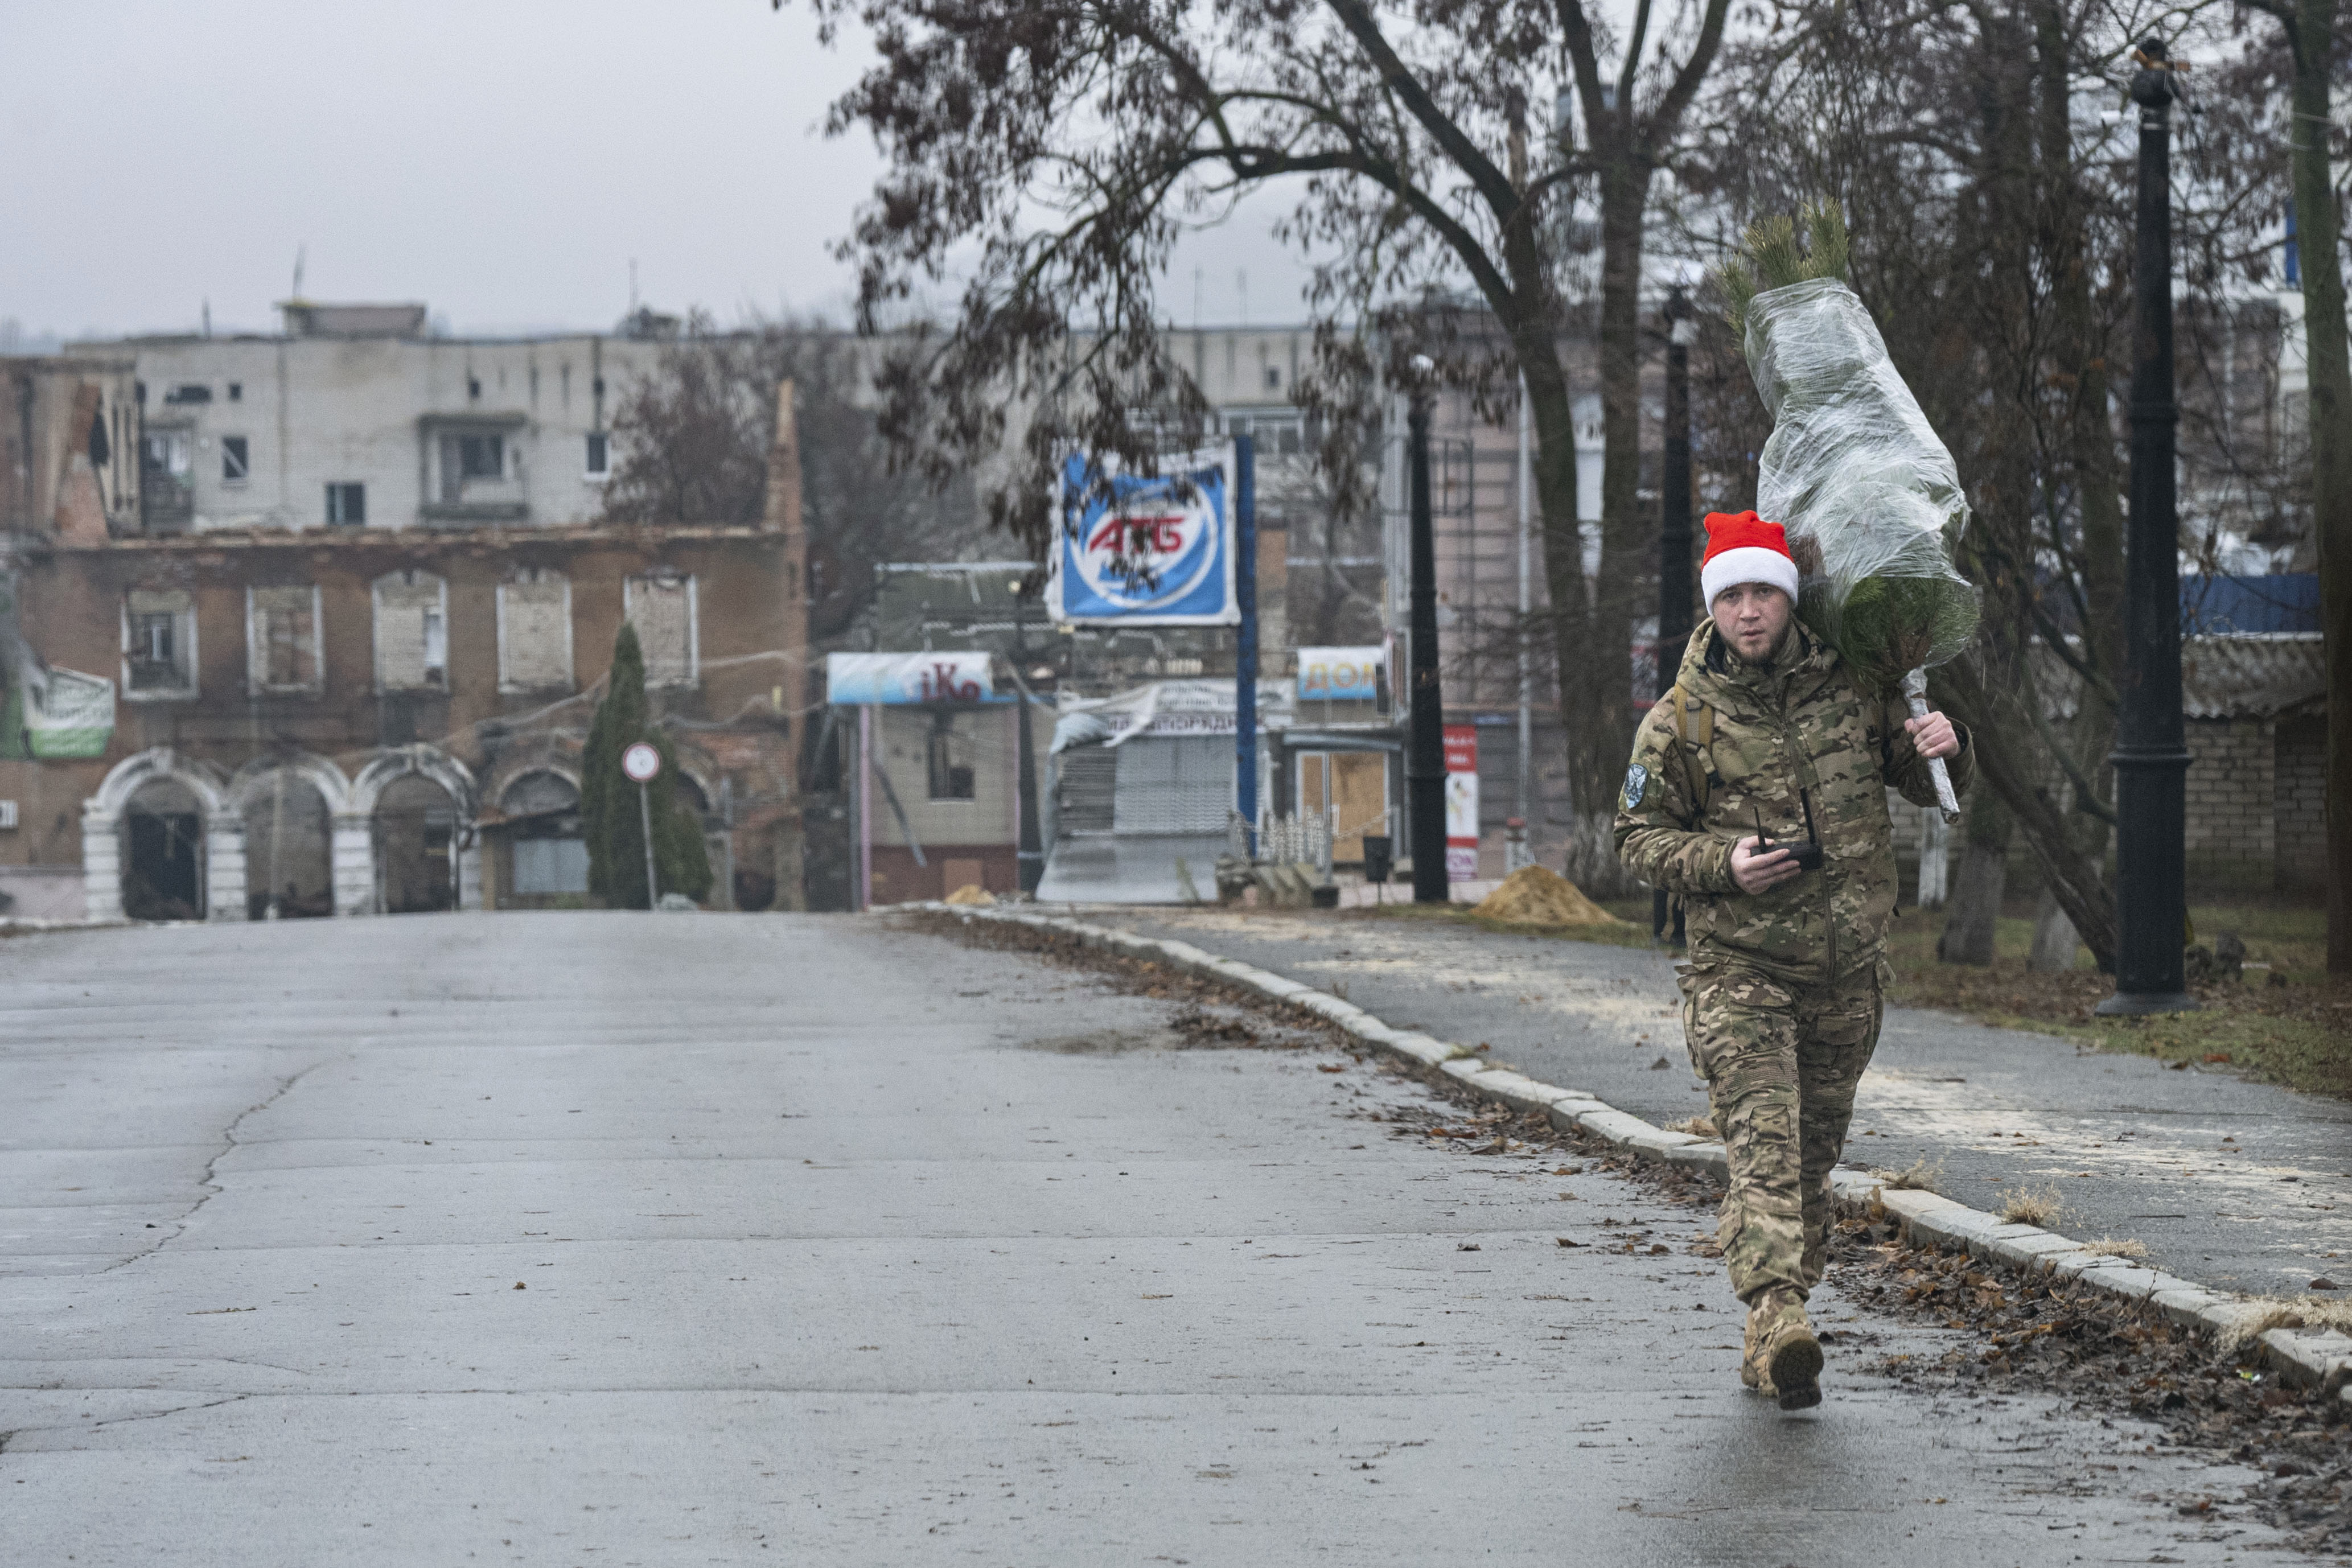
[{"xmin": 1614, "ymin": 511, "xmax": 1969, "ymax": 1410}]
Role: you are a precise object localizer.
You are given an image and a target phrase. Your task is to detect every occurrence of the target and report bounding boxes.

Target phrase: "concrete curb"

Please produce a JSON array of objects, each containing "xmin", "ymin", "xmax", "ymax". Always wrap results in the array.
[
  {"xmin": 915, "ymin": 901, "xmax": 2352, "ymax": 1406},
  {"xmin": 0, "ymin": 917, "xmax": 131, "ymax": 936}
]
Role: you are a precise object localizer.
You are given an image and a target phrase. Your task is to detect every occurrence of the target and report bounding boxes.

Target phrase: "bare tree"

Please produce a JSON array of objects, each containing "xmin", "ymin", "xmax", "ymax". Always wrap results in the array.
[
  {"xmin": 794, "ymin": 0, "xmax": 1735, "ymax": 852},
  {"xmin": 600, "ymin": 315, "xmax": 984, "ymax": 643}
]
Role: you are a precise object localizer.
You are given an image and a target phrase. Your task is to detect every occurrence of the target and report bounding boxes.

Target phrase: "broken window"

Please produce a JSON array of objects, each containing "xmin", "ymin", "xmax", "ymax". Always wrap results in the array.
[
  {"xmin": 585, "ymin": 431, "xmax": 610, "ymax": 479},
  {"xmin": 927, "ymin": 713, "xmax": 976, "ymax": 801},
  {"xmin": 143, "ymin": 431, "xmax": 191, "ymax": 478},
  {"xmin": 221, "ymin": 436, "xmax": 249, "ymax": 483},
  {"xmin": 437, "ymin": 430, "xmax": 511, "ymax": 504},
  {"xmin": 141, "ymin": 432, "xmax": 195, "ymax": 529},
  {"xmin": 624, "ymin": 573, "xmax": 697, "ymax": 687},
  {"xmin": 497, "ymin": 569, "xmax": 572, "ymax": 692},
  {"xmin": 326, "ymin": 482, "xmax": 365, "ymax": 525},
  {"xmin": 123, "ymin": 588, "xmax": 198, "ymax": 698},
  {"xmin": 458, "ymin": 433, "xmax": 503, "ymax": 478},
  {"xmin": 373, "ymin": 570, "xmax": 449, "ymax": 691},
  {"xmin": 248, "ymin": 584, "xmax": 323, "ymax": 693}
]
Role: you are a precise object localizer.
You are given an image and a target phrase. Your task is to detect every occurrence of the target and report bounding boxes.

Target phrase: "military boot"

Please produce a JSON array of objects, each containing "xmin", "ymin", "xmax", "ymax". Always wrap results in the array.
[{"xmin": 1752, "ymin": 1287, "xmax": 1823, "ymax": 1410}]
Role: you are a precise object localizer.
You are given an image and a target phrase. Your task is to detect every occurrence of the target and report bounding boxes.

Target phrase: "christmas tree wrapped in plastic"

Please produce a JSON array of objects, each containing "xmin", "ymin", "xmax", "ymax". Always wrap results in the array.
[{"xmin": 1718, "ymin": 204, "xmax": 1977, "ymax": 818}]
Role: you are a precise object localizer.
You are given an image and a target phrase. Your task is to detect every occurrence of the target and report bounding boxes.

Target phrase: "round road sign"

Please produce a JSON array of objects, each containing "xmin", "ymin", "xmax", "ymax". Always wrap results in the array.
[{"xmin": 621, "ymin": 742, "xmax": 662, "ymax": 783}]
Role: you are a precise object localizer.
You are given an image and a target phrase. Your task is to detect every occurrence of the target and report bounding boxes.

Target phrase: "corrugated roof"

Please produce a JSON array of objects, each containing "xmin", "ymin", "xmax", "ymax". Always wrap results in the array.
[{"xmin": 2180, "ymin": 633, "xmax": 2325, "ymax": 719}]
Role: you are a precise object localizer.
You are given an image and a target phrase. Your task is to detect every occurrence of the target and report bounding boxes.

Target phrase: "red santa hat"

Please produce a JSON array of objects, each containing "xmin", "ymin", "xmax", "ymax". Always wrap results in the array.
[{"xmin": 1700, "ymin": 510, "xmax": 1801, "ymax": 609}]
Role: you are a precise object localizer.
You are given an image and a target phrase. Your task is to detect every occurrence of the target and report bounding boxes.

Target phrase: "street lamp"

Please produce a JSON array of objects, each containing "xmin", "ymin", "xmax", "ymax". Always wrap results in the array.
[
  {"xmin": 1654, "ymin": 286, "xmax": 1696, "ymax": 945},
  {"xmin": 1404, "ymin": 360, "xmax": 1450, "ymax": 903},
  {"xmin": 2097, "ymin": 38, "xmax": 2198, "ymax": 1016}
]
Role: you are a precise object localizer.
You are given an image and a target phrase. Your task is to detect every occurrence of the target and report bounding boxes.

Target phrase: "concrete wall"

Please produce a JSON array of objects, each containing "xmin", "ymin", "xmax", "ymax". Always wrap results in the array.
[
  {"xmin": 2272, "ymin": 714, "xmax": 2326, "ymax": 893},
  {"xmin": 69, "ymin": 334, "xmax": 668, "ymax": 533},
  {"xmin": 866, "ymin": 705, "xmax": 1019, "ymax": 852},
  {"xmin": 2184, "ymin": 718, "xmax": 2276, "ymax": 865},
  {"xmin": 1881, "ymin": 713, "xmax": 2326, "ymax": 903},
  {"xmin": 0, "ymin": 865, "xmax": 86, "ymax": 920},
  {"xmin": 1, "ymin": 356, "xmax": 142, "ymax": 539}
]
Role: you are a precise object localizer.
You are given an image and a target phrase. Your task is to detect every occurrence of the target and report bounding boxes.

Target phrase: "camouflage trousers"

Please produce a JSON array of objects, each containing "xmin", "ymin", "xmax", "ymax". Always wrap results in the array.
[{"xmin": 1677, "ymin": 961, "xmax": 1884, "ymax": 1304}]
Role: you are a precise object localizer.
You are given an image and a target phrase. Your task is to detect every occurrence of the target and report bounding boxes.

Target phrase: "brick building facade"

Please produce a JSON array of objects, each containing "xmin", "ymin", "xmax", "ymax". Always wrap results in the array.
[{"xmin": 2, "ymin": 351, "xmax": 808, "ymax": 921}]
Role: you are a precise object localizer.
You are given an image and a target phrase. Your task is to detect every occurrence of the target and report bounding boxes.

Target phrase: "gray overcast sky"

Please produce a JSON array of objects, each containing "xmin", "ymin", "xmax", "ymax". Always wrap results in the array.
[
  {"xmin": 5, "ymin": 1, "xmax": 1676, "ymax": 343},
  {"xmin": 1, "ymin": 0, "xmax": 1315, "ymax": 340}
]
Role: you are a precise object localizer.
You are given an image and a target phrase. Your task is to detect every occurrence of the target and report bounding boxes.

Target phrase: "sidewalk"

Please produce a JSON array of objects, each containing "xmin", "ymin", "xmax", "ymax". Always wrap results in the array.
[{"xmin": 1080, "ymin": 905, "xmax": 2352, "ymax": 1301}]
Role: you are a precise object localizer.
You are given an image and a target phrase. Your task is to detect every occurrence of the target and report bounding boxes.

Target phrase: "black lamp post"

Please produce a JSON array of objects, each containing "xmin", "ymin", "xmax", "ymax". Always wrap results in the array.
[
  {"xmin": 1654, "ymin": 286, "xmax": 1695, "ymax": 944},
  {"xmin": 1405, "ymin": 369, "xmax": 1450, "ymax": 904},
  {"xmin": 2096, "ymin": 38, "xmax": 2198, "ymax": 1016}
]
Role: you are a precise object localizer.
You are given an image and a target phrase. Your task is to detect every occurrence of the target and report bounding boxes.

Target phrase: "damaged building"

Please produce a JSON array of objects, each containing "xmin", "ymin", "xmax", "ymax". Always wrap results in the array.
[{"xmin": 1, "ymin": 308, "xmax": 808, "ymax": 921}]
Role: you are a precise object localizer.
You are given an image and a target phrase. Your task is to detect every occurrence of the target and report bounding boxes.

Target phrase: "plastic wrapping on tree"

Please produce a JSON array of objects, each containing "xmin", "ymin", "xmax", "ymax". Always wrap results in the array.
[{"xmin": 1743, "ymin": 278, "xmax": 1980, "ymax": 694}]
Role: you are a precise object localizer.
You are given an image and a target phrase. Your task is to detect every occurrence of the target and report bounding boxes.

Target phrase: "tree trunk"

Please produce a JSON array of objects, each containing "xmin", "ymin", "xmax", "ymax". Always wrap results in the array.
[
  {"xmin": 1588, "ymin": 151, "xmax": 1650, "ymax": 810},
  {"xmin": 1934, "ymin": 649, "xmax": 2120, "ymax": 968},
  {"xmin": 2277, "ymin": 0, "xmax": 2352, "ymax": 973},
  {"xmin": 1938, "ymin": 783, "xmax": 2010, "ymax": 965},
  {"xmin": 2028, "ymin": 883, "xmax": 2079, "ymax": 972},
  {"xmin": 2036, "ymin": 0, "xmax": 2123, "ymax": 947}
]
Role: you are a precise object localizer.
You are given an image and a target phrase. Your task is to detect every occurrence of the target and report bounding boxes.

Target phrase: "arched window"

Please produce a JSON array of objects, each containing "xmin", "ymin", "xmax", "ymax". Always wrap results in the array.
[{"xmin": 500, "ymin": 770, "xmax": 587, "ymax": 897}]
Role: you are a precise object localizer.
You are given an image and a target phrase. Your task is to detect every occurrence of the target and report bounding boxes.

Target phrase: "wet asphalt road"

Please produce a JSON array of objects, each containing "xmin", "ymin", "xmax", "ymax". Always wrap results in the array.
[
  {"xmin": 1097, "ymin": 906, "xmax": 2352, "ymax": 1299},
  {"xmin": 0, "ymin": 912, "xmax": 2313, "ymax": 1565}
]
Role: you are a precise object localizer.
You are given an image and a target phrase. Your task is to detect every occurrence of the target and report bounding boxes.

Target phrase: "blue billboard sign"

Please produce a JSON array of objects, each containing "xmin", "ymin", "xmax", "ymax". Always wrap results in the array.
[{"xmin": 1045, "ymin": 447, "xmax": 1239, "ymax": 625}]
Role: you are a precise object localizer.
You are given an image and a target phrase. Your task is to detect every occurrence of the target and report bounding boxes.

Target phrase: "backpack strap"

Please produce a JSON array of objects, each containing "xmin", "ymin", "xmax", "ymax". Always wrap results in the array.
[{"xmin": 1666, "ymin": 684, "xmax": 1714, "ymax": 818}]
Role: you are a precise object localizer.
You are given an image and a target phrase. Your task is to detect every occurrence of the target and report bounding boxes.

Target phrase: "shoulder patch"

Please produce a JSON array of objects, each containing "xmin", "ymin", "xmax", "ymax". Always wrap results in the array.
[{"xmin": 1621, "ymin": 763, "xmax": 1650, "ymax": 811}]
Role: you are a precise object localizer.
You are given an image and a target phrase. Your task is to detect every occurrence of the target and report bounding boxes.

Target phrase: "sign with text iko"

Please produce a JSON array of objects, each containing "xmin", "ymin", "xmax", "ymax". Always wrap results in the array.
[
  {"xmin": 1045, "ymin": 447, "xmax": 1239, "ymax": 626},
  {"xmin": 825, "ymin": 652, "xmax": 1001, "ymax": 706}
]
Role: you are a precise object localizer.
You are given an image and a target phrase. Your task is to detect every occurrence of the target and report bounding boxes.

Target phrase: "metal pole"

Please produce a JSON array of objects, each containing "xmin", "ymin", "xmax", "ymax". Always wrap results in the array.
[
  {"xmin": 1233, "ymin": 433, "xmax": 1259, "ymax": 852},
  {"xmin": 1319, "ymin": 748, "xmax": 1334, "ymax": 883},
  {"xmin": 1013, "ymin": 591, "xmax": 1044, "ymax": 896},
  {"xmin": 1515, "ymin": 374, "xmax": 1532, "ymax": 852},
  {"xmin": 637, "ymin": 778, "xmax": 659, "ymax": 909},
  {"xmin": 858, "ymin": 703, "xmax": 874, "ymax": 912},
  {"xmin": 1655, "ymin": 288, "xmax": 1695, "ymax": 945},
  {"xmin": 2097, "ymin": 39, "xmax": 2197, "ymax": 1016},
  {"xmin": 1406, "ymin": 381, "xmax": 1449, "ymax": 903}
]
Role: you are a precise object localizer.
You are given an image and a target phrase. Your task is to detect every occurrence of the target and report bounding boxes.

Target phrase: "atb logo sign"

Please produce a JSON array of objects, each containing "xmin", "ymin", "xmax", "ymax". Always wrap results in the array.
[{"xmin": 1046, "ymin": 449, "xmax": 1239, "ymax": 625}]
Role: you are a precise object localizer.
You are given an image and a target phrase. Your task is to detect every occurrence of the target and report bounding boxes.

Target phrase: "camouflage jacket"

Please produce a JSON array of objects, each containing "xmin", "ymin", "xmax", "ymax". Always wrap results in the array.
[{"xmin": 1612, "ymin": 618, "xmax": 1973, "ymax": 985}]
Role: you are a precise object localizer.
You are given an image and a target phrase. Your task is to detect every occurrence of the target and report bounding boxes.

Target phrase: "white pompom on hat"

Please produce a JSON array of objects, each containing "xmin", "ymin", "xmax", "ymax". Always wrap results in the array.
[{"xmin": 1700, "ymin": 510, "xmax": 1801, "ymax": 608}]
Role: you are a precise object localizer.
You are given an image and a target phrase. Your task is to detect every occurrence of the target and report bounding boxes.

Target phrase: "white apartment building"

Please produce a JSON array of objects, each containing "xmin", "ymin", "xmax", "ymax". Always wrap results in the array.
[{"xmin": 70, "ymin": 303, "xmax": 672, "ymax": 536}]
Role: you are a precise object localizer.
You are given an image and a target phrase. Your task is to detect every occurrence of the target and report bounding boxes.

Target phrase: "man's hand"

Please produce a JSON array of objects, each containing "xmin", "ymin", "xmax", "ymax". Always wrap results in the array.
[
  {"xmin": 1905, "ymin": 711, "xmax": 1960, "ymax": 760},
  {"xmin": 1730, "ymin": 834, "xmax": 1801, "ymax": 895}
]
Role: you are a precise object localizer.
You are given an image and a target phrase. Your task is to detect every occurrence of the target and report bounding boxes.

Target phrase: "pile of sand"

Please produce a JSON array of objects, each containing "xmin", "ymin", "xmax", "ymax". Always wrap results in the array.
[
  {"xmin": 1469, "ymin": 866, "xmax": 1621, "ymax": 927},
  {"xmin": 943, "ymin": 883, "xmax": 995, "ymax": 907}
]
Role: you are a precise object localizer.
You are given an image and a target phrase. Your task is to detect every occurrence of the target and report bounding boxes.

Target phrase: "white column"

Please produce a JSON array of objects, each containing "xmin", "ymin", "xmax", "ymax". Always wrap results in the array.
[
  {"xmin": 457, "ymin": 830, "xmax": 483, "ymax": 911},
  {"xmin": 204, "ymin": 812, "xmax": 248, "ymax": 922},
  {"xmin": 331, "ymin": 813, "xmax": 375, "ymax": 916},
  {"xmin": 81, "ymin": 804, "xmax": 122, "ymax": 923}
]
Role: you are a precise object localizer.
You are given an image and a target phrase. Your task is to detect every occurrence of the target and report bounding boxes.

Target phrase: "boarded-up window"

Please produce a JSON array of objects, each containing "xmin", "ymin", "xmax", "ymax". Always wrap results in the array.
[
  {"xmin": 625, "ymin": 574, "xmax": 697, "ymax": 687},
  {"xmin": 248, "ymin": 585, "xmax": 322, "ymax": 693},
  {"xmin": 497, "ymin": 570, "xmax": 571, "ymax": 692},
  {"xmin": 373, "ymin": 570, "xmax": 447, "ymax": 690},
  {"xmin": 124, "ymin": 588, "xmax": 198, "ymax": 697}
]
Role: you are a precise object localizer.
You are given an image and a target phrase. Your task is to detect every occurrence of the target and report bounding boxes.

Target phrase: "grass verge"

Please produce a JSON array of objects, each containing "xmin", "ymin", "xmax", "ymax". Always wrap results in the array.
[{"xmin": 1884, "ymin": 902, "xmax": 2351, "ymax": 1101}]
